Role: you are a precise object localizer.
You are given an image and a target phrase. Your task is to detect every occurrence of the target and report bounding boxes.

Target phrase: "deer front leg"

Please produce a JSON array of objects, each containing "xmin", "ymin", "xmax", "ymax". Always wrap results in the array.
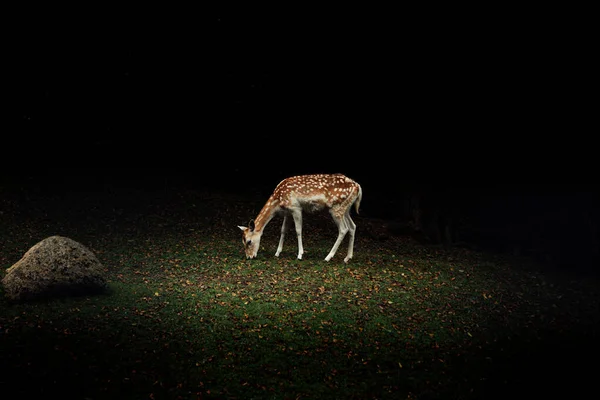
[
  {"xmin": 290, "ymin": 208, "xmax": 304, "ymax": 260},
  {"xmin": 275, "ymin": 214, "xmax": 290, "ymax": 257}
]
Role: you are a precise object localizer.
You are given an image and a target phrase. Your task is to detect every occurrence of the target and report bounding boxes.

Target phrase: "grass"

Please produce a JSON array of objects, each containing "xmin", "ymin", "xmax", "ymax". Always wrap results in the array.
[{"xmin": 1, "ymin": 185, "xmax": 599, "ymax": 399}]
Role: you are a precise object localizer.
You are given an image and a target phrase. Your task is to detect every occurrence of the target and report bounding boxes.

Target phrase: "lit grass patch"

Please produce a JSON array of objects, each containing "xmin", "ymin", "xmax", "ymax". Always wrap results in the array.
[{"xmin": 1, "ymin": 187, "xmax": 599, "ymax": 399}]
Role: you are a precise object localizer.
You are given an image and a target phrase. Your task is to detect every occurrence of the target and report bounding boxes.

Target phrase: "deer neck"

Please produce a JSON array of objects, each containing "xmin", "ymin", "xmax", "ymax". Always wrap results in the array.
[{"xmin": 253, "ymin": 196, "xmax": 280, "ymax": 233}]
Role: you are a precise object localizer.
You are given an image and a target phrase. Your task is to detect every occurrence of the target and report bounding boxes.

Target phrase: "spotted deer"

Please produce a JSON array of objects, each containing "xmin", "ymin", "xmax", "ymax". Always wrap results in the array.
[{"xmin": 238, "ymin": 173, "xmax": 363, "ymax": 263}]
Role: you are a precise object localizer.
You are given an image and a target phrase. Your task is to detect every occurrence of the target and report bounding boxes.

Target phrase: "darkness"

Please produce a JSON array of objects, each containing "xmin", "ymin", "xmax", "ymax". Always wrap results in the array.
[
  {"xmin": 1, "ymin": 7, "xmax": 599, "ymax": 399},
  {"xmin": 4, "ymin": 6, "xmax": 598, "ymax": 271}
]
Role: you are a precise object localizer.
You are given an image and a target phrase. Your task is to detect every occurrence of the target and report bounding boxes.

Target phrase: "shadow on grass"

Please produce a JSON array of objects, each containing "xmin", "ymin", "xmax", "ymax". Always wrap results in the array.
[
  {"xmin": 1, "ymin": 306, "xmax": 198, "ymax": 399},
  {"xmin": 0, "ymin": 310, "xmax": 404, "ymax": 399},
  {"xmin": 1, "ymin": 300, "xmax": 597, "ymax": 400},
  {"xmin": 441, "ymin": 327, "xmax": 598, "ymax": 399},
  {"xmin": 2, "ymin": 283, "xmax": 111, "ymax": 305}
]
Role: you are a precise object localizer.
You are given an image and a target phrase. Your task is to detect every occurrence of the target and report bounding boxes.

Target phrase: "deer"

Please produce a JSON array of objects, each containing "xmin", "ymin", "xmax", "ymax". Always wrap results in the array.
[{"xmin": 238, "ymin": 173, "xmax": 363, "ymax": 263}]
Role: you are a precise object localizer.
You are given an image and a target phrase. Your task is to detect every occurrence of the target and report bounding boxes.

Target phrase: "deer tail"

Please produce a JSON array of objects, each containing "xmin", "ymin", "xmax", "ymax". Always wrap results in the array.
[{"xmin": 354, "ymin": 184, "xmax": 362, "ymax": 214}]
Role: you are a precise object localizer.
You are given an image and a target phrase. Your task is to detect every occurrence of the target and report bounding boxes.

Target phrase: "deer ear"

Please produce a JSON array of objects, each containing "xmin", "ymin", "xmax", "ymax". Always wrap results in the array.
[
  {"xmin": 238, "ymin": 225, "xmax": 247, "ymax": 231},
  {"xmin": 249, "ymin": 219, "xmax": 255, "ymax": 231}
]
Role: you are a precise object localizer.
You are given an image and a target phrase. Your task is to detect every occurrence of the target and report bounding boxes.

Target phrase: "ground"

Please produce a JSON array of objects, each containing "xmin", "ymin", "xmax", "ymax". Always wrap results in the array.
[{"xmin": 1, "ymin": 184, "xmax": 598, "ymax": 399}]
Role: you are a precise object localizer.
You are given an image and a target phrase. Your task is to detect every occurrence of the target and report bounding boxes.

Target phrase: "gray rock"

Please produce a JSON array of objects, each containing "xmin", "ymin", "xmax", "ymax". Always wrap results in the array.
[{"xmin": 2, "ymin": 235, "xmax": 107, "ymax": 301}]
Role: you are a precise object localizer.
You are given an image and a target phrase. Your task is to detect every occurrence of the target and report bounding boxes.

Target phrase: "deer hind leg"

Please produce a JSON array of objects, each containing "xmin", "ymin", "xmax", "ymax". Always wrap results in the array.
[
  {"xmin": 343, "ymin": 212, "xmax": 357, "ymax": 263},
  {"xmin": 290, "ymin": 208, "xmax": 304, "ymax": 260},
  {"xmin": 325, "ymin": 208, "xmax": 350, "ymax": 262},
  {"xmin": 275, "ymin": 213, "xmax": 291, "ymax": 257}
]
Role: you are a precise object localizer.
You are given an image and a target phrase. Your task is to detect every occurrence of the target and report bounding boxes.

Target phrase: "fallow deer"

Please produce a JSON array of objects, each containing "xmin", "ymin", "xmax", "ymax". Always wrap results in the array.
[{"xmin": 238, "ymin": 173, "xmax": 362, "ymax": 263}]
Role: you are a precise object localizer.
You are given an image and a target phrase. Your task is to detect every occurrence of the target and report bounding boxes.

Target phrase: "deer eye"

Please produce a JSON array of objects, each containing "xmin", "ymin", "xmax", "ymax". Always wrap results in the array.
[{"xmin": 246, "ymin": 240, "xmax": 252, "ymax": 246}]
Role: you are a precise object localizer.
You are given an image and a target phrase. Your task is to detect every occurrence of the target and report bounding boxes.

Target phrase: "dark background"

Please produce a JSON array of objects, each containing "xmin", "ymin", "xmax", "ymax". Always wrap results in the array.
[{"xmin": 4, "ymin": 6, "xmax": 597, "ymax": 272}]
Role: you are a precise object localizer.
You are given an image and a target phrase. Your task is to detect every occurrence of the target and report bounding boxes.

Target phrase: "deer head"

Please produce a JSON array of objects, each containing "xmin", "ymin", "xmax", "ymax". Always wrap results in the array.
[{"xmin": 237, "ymin": 219, "xmax": 262, "ymax": 259}]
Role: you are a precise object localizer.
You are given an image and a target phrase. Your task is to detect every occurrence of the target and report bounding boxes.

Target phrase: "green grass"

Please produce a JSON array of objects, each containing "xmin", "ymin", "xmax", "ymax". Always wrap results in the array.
[{"xmin": 1, "ymin": 187, "xmax": 599, "ymax": 399}]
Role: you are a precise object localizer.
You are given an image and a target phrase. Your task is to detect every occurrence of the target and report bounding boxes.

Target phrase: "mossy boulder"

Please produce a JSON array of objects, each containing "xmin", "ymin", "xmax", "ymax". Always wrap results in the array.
[{"xmin": 2, "ymin": 235, "xmax": 107, "ymax": 301}]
